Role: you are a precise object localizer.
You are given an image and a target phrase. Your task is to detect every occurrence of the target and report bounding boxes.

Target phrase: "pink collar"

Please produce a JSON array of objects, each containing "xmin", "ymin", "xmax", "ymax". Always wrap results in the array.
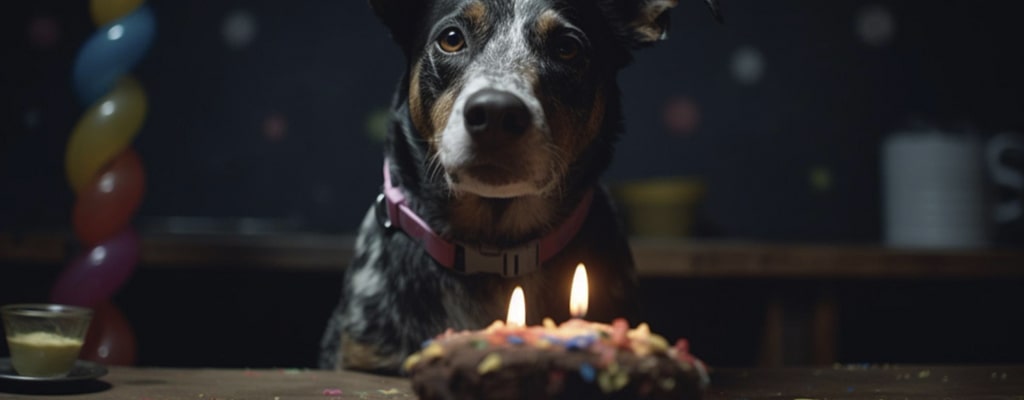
[{"xmin": 380, "ymin": 160, "xmax": 593, "ymax": 277}]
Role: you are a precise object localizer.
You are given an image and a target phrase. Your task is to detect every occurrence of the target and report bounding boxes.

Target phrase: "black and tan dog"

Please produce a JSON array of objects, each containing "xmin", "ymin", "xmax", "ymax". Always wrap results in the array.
[{"xmin": 320, "ymin": 0, "xmax": 721, "ymax": 373}]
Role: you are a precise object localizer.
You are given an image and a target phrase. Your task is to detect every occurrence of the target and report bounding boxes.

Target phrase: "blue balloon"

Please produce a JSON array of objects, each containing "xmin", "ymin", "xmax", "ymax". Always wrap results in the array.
[{"xmin": 72, "ymin": 4, "xmax": 156, "ymax": 106}]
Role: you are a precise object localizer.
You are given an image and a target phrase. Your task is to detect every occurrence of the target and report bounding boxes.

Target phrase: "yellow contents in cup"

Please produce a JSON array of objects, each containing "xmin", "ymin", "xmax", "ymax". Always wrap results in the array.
[{"xmin": 7, "ymin": 331, "xmax": 84, "ymax": 377}]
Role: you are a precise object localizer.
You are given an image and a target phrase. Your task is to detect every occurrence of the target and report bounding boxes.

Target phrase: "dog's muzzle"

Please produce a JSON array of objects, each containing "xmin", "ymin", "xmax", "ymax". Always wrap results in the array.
[{"xmin": 377, "ymin": 160, "xmax": 593, "ymax": 279}]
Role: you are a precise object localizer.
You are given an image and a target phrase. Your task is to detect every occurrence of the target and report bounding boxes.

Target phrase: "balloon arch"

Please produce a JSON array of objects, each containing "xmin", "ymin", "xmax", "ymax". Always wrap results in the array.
[{"xmin": 50, "ymin": 0, "xmax": 156, "ymax": 366}]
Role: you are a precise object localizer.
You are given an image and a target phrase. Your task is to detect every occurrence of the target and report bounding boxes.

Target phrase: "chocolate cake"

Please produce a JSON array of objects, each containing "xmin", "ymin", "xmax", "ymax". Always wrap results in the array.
[{"xmin": 403, "ymin": 318, "xmax": 709, "ymax": 400}]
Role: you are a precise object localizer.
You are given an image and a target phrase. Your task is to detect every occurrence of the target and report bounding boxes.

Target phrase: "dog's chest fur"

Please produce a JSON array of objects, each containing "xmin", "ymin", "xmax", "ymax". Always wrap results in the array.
[{"xmin": 321, "ymin": 187, "xmax": 636, "ymax": 372}]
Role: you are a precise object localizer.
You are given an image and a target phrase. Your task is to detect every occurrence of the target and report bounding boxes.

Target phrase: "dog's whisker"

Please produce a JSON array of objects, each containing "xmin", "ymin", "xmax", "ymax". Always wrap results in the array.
[{"xmin": 427, "ymin": 152, "xmax": 452, "ymax": 196}]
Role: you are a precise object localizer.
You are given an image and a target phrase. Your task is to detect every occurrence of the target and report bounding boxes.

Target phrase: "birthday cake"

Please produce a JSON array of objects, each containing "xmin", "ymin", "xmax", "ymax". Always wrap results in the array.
[{"xmin": 403, "ymin": 318, "xmax": 709, "ymax": 400}]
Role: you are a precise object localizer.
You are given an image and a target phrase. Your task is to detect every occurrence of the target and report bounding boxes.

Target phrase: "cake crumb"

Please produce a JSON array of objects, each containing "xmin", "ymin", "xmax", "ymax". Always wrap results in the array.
[{"xmin": 378, "ymin": 388, "xmax": 401, "ymax": 395}]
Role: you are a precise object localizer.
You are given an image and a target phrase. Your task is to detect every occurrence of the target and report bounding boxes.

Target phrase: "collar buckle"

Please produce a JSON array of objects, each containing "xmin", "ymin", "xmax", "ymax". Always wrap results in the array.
[
  {"xmin": 374, "ymin": 193, "xmax": 393, "ymax": 230},
  {"xmin": 457, "ymin": 243, "xmax": 540, "ymax": 277}
]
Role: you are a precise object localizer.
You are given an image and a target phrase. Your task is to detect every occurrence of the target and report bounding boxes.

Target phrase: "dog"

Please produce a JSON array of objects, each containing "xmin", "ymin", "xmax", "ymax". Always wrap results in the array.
[{"xmin": 320, "ymin": 0, "xmax": 722, "ymax": 373}]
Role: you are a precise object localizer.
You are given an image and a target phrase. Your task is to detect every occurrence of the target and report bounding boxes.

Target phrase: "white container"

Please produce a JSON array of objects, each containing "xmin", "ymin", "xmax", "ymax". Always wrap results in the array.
[{"xmin": 882, "ymin": 131, "xmax": 990, "ymax": 249}]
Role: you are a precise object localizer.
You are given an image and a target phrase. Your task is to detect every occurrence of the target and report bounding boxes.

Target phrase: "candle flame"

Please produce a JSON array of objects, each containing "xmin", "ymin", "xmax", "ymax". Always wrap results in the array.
[
  {"xmin": 507, "ymin": 286, "xmax": 526, "ymax": 328},
  {"xmin": 570, "ymin": 263, "xmax": 588, "ymax": 318}
]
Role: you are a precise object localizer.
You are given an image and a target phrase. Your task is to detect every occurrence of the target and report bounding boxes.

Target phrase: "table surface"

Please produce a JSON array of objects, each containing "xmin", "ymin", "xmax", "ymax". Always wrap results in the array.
[{"xmin": 1, "ymin": 365, "xmax": 1021, "ymax": 399}]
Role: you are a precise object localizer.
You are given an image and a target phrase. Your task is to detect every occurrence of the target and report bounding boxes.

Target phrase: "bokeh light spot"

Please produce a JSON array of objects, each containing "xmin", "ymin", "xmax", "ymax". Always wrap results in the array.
[
  {"xmin": 366, "ymin": 108, "xmax": 391, "ymax": 142},
  {"xmin": 809, "ymin": 166, "xmax": 833, "ymax": 192},
  {"xmin": 731, "ymin": 46, "xmax": 764, "ymax": 85},
  {"xmin": 856, "ymin": 5, "xmax": 896, "ymax": 46},
  {"xmin": 263, "ymin": 112, "xmax": 288, "ymax": 142},
  {"xmin": 28, "ymin": 17, "xmax": 60, "ymax": 49},
  {"xmin": 662, "ymin": 96, "xmax": 701, "ymax": 136},
  {"xmin": 24, "ymin": 109, "xmax": 41, "ymax": 130},
  {"xmin": 222, "ymin": 9, "xmax": 258, "ymax": 49}
]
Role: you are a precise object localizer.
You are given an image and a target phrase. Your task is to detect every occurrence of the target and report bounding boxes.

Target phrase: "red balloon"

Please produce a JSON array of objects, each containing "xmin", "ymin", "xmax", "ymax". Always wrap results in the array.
[
  {"xmin": 73, "ymin": 149, "xmax": 145, "ymax": 245},
  {"xmin": 80, "ymin": 300, "xmax": 137, "ymax": 366}
]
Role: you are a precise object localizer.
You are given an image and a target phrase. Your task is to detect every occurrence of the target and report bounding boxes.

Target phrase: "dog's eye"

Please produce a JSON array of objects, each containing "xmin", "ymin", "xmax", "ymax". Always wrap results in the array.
[
  {"xmin": 553, "ymin": 35, "xmax": 581, "ymax": 61},
  {"xmin": 437, "ymin": 28, "xmax": 466, "ymax": 53}
]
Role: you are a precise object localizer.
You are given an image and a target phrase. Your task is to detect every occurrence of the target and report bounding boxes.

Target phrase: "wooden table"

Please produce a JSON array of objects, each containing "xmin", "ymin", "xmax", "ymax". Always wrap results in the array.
[{"xmin": 1, "ymin": 365, "xmax": 1021, "ymax": 399}]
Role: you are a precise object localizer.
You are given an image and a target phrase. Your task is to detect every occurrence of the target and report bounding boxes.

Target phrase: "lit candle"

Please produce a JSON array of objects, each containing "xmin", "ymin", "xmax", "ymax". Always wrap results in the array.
[
  {"xmin": 507, "ymin": 286, "xmax": 526, "ymax": 328},
  {"xmin": 570, "ymin": 263, "xmax": 588, "ymax": 319}
]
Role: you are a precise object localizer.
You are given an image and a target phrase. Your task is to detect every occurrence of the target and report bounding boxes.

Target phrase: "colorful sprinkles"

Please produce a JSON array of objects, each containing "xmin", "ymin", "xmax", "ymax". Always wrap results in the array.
[
  {"xmin": 478, "ymin": 353, "xmax": 503, "ymax": 375},
  {"xmin": 403, "ymin": 317, "xmax": 707, "ymax": 394},
  {"xmin": 404, "ymin": 318, "xmax": 695, "ymax": 367},
  {"xmin": 579, "ymin": 362, "xmax": 596, "ymax": 383}
]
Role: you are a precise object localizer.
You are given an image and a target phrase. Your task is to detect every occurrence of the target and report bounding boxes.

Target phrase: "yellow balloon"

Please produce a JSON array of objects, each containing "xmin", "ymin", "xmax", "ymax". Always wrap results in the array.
[
  {"xmin": 66, "ymin": 77, "xmax": 147, "ymax": 194},
  {"xmin": 90, "ymin": 0, "xmax": 145, "ymax": 26}
]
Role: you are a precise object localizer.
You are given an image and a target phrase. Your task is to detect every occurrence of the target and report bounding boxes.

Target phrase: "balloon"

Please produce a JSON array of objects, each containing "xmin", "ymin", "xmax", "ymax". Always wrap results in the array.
[
  {"xmin": 73, "ymin": 149, "xmax": 145, "ymax": 245},
  {"xmin": 72, "ymin": 4, "xmax": 155, "ymax": 105},
  {"xmin": 80, "ymin": 300, "xmax": 137, "ymax": 366},
  {"xmin": 65, "ymin": 77, "xmax": 148, "ymax": 193},
  {"xmin": 90, "ymin": 0, "xmax": 145, "ymax": 26},
  {"xmin": 50, "ymin": 228, "xmax": 140, "ymax": 308}
]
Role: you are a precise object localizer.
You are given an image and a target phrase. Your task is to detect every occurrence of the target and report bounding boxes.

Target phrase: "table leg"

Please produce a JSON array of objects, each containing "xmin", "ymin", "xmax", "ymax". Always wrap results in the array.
[
  {"xmin": 812, "ymin": 284, "xmax": 838, "ymax": 365},
  {"xmin": 758, "ymin": 291, "xmax": 784, "ymax": 367}
]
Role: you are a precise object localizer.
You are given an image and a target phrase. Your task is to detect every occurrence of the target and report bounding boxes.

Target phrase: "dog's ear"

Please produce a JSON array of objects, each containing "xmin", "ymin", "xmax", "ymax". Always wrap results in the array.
[
  {"xmin": 603, "ymin": 0, "xmax": 722, "ymax": 48},
  {"xmin": 368, "ymin": 0, "xmax": 426, "ymax": 53},
  {"xmin": 704, "ymin": 0, "xmax": 724, "ymax": 24}
]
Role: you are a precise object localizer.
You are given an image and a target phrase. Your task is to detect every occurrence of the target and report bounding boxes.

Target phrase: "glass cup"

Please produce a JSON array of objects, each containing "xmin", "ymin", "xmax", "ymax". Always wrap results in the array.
[{"xmin": 2, "ymin": 304, "xmax": 93, "ymax": 377}]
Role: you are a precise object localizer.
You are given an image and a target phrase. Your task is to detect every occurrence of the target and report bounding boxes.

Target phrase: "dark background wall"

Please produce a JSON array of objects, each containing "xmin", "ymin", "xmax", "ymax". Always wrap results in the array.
[
  {"xmin": 2, "ymin": 0, "xmax": 1023, "ymax": 369},
  {"xmin": 4, "ymin": 0, "xmax": 1022, "ymax": 244}
]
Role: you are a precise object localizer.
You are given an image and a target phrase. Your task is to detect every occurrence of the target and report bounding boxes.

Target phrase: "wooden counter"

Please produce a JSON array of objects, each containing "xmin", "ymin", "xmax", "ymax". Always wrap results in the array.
[
  {"xmin": 3, "ymin": 232, "xmax": 1022, "ymax": 368},
  {"xmin": 3, "ymin": 232, "xmax": 1022, "ymax": 278},
  {"xmin": 1, "ymin": 365, "xmax": 1022, "ymax": 399}
]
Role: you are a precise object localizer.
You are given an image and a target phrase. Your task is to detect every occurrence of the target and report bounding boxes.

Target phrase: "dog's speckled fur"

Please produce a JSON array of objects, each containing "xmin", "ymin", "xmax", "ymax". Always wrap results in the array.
[{"xmin": 320, "ymin": 0, "xmax": 721, "ymax": 373}]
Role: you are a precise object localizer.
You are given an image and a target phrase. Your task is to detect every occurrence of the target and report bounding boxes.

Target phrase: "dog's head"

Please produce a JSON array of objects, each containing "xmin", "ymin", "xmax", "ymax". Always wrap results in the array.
[{"xmin": 373, "ymin": 0, "xmax": 719, "ymax": 241}]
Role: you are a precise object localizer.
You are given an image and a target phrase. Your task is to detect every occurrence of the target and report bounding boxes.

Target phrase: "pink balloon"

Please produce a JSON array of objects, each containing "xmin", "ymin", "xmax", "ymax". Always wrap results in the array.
[{"xmin": 50, "ymin": 228, "xmax": 140, "ymax": 308}]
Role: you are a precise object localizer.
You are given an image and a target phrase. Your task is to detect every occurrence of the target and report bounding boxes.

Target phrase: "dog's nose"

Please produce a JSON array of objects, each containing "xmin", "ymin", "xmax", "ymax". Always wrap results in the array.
[{"xmin": 463, "ymin": 89, "xmax": 531, "ymax": 138}]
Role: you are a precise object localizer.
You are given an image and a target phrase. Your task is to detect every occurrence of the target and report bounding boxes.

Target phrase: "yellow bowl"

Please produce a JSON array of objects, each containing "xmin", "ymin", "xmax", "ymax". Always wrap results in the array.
[{"xmin": 612, "ymin": 178, "xmax": 706, "ymax": 237}]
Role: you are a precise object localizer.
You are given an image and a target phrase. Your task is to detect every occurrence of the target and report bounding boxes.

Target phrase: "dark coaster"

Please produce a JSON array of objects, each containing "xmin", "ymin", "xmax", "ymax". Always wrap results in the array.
[{"xmin": 0, "ymin": 358, "xmax": 110, "ymax": 395}]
